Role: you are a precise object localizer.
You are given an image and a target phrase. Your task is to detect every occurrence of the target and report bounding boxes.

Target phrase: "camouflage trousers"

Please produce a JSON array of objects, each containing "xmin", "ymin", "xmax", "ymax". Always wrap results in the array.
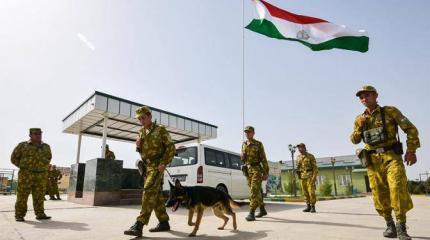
[
  {"xmin": 15, "ymin": 170, "xmax": 48, "ymax": 217},
  {"xmin": 136, "ymin": 168, "xmax": 169, "ymax": 224},
  {"xmin": 247, "ymin": 166, "xmax": 264, "ymax": 211},
  {"xmin": 48, "ymin": 179, "xmax": 59, "ymax": 197},
  {"xmin": 300, "ymin": 177, "xmax": 316, "ymax": 205},
  {"xmin": 368, "ymin": 152, "xmax": 413, "ymax": 223}
]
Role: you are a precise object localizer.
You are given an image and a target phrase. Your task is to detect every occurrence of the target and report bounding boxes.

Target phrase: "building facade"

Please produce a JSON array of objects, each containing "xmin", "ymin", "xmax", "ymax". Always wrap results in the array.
[{"xmin": 281, "ymin": 155, "xmax": 370, "ymax": 196}]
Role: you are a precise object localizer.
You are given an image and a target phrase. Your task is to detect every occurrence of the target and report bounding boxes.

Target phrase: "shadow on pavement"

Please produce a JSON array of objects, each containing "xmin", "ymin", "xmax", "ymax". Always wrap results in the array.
[
  {"xmin": 412, "ymin": 237, "xmax": 430, "ymax": 240},
  {"xmin": 127, "ymin": 229, "xmax": 270, "ymax": 240},
  {"xmin": 316, "ymin": 211, "xmax": 378, "ymax": 216},
  {"xmin": 261, "ymin": 216, "xmax": 384, "ymax": 230},
  {"xmin": 24, "ymin": 220, "xmax": 90, "ymax": 231}
]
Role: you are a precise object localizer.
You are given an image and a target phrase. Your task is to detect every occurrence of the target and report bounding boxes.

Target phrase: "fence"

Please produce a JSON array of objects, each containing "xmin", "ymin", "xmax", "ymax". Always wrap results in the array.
[{"xmin": 0, "ymin": 168, "xmax": 18, "ymax": 195}]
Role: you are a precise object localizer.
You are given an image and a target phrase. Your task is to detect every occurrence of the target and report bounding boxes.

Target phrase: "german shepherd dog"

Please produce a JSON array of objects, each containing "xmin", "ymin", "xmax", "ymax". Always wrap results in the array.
[{"xmin": 166, "ymin": 179, "xmax": 245, "ymax": 237}]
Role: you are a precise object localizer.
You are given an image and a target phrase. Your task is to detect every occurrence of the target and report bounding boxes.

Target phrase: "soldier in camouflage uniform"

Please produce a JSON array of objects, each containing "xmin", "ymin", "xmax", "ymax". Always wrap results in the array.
[
  {"xmin": 47, "ymin": 165, "xmax": 56, "ymax": 200},
  {"xmin": 11, "ymin": 128, "xmax": 52, "ymax": 221},
  {"xmin": 124, "ymin": 106, "xmax": 175, "ymax": 237},
  {"xmin": 241, "ymin": 126, "xmax": 269, "ymax": 221},
  {"xmin": 295, "ymin": 143, "xmax": 318, "ymax": 213},
  {"xmin": 104, "ymin": 144, "xmax": 116, "ymax": 160},
  {"xmin": 50, "ymin": 165, "xmax": 62, "ymax": 200},
  {"xmin": 351, "ymin": 86, "xmax": 420, "ymax": 240}
]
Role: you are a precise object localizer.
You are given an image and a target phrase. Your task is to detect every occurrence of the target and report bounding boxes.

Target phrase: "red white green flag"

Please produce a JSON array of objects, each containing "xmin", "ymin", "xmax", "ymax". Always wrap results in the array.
[{"xmin": 246, "ymin": 0, "xmax": 369, "ymax": 52}]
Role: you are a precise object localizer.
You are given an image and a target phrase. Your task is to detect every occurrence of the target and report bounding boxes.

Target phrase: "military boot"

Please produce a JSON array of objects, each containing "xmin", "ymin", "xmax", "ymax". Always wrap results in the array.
[
  {"xmin": 396, "ymin": 222, "xmax": 411, "ymax": 240},
  {"xmin": 255, "ymin": 206, "xmax": 267, "ymax": 218},
  {"xmin": 124, "ymin": 221, "xmax": 144, "ymax": 237},
  {"xmin": 245, "ymin": 210, "xmax": 256, "ymax": 221},
  {"xmin": 303, "ymin": 204, "xmax": 311, "ymax": 212},
  {"xmin": 310, "ymin": 205, "xmax": 316, "ymax": 213},
  {"xmin": 15, "ymin": 216, "xmax": 25, "ymax": 222},
  {"xmin": 149, "ymin": 221, "xmax": 170, "ymax": 232},
  {"xmin": 36, "ymin": 214, "xmax": 51, "ymax": 220},
  {"xmin": 383, "ymin": 219, "xmax": 397, "ymax": 238},
  {"xmin": 56, "ymin": 194, "xmax": 62, "ymax": 200}
]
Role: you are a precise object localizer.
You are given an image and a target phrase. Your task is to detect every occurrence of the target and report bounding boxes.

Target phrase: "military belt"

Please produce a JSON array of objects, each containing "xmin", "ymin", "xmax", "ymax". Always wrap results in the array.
[
  {"xmin": 246, "ymin": 163, "xmax": 260, "ymax": 167},
  {"xmin": 19, "ymin": 167, "xmax": 47, "ymax": 173},
  {"xmin": 367, "ymin": 146, "xmax": 394, "ymax": 154}
]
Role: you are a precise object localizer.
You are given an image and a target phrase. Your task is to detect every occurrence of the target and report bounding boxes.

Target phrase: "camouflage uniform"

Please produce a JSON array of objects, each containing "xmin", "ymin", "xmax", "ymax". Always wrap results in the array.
[
  {"xmin": 47, "ymin": 169, "xmax": 55, "ymax": 199},
  {"xmin": 296, "ymin": 152, "xmax": 318, "ymax": 205},
  {"xmin": 48, "ymin": 169, "xmax": 62, "ymax": 199},
  {"xmin": 136, "ymin": 122, "xmax": 175, "ymax": 225},
  {"xmin": 351, "ymin": 104, "xmax": 420, "ymax": 223},
  {"xmin": 105, "ymin": 148, "xmax": 116, "ymax": 160},
  {"xmin": 241, "ymin": 138, "xmax": 269, "ymax": 211},
  {"xmin": 11, "ymin": 139, "xmax": 52, "ymax": 218}
]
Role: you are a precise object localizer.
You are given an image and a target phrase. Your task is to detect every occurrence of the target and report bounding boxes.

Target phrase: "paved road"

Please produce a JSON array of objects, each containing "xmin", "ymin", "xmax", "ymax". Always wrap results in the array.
[{"xmin": 1, "ymin": 195, "xmax": 429, "ymax": 240}]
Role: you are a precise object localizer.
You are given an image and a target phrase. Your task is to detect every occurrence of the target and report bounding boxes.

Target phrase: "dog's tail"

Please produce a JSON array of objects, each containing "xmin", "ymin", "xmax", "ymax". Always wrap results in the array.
[{"xmin": 228, "ymin": 196, "xmax": 249, "ymax": 208}]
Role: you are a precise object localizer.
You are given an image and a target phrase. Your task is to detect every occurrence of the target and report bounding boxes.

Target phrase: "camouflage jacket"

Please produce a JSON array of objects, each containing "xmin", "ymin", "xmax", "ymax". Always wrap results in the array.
[
  {"xmin": 296, "ymin": 152, "xmax": 318, "ymax": 179},
  {"xmin": 49, "ymin": 169, "xmax": 62, "ymax": 181},
  {"xmin": 351, "ymin": 105, "xmax": 420, "ymax": 153},
  {"xmin": 105, "ymin": 149, "xmax": 116, "ymax": 160},
  {"xmin": 138, "ymin": 122, "xmax": 175, "ymax": 168},
  {"xmin": 241, "ymin": 139, "xmax": 269, "ymax": 175},
  {"xmin": 11, "ymin": 141, "xmax": 52, "ymax": 172}
]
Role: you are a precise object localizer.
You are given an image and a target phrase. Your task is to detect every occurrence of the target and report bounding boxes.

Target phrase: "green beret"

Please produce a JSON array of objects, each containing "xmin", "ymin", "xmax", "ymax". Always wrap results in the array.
[
  {"xmin": 356, "ymin": 85, "xmax": 377, "ymax": 97},
  {"xmin": 135, "ymin": 106, "xmax": 151, "ymax": 118}
]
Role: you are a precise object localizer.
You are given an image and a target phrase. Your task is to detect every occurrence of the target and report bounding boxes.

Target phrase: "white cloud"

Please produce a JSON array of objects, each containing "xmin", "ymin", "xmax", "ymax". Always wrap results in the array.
[{"xmin": 77, "ymin": 33, "xmax": 95, "ymax": 51}]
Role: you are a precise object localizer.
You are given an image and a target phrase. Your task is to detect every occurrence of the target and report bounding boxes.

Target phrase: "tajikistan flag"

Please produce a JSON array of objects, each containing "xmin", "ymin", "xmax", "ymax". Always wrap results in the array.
[{"xmin": 246, "ymin": 0, "xmax": 369, "ymax": 52}]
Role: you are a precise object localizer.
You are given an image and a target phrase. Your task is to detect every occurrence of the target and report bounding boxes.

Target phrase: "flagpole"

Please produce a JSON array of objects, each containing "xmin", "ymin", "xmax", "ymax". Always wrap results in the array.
[{"xmin": 242, "ymin": 0, "xmax": 245, "ymax": 141}]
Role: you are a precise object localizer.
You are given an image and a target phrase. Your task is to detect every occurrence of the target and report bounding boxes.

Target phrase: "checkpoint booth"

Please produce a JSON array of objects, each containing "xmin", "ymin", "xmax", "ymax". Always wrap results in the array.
[{"xmin": 63, "ymin": 91, "xmax": 217, "ymax": 205}]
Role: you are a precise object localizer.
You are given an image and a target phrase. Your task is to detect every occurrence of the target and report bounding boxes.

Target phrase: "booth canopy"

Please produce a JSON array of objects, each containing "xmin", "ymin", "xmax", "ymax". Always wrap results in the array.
[{"xmin": 62, "ymin": 91, "xmax": 218, "ymax": 144}]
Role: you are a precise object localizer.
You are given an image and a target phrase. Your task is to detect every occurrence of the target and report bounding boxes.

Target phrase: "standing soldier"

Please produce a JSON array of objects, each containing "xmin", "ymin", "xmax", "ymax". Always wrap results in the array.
[
  {"xmin": 351, "ymin": 85, "xmax": 420, "ymax": 240},
  {"xmin": 11, "ymin": 128, "xmax": 52, "ymax": 221},
  {"xmin": 295, "ymin": 143, "xmax": 318, "ymax": 213},
  {"xmin": 105, "ymin": 144, "xmax": 116, "ymax": 160},
  {"xmin": 241, "ymin": 126, "xmax": 269, "ymax": 221},
  {"xmin": 124, "ymin": 106, "xmax": 175, "ymax": 237},
  {"xmin": 47, "ymin": 165, "xmax": 56, "ymax": 200},
  {"xmin": 52, "ymin": 165, "xmax": 63, "ymax": 200}
]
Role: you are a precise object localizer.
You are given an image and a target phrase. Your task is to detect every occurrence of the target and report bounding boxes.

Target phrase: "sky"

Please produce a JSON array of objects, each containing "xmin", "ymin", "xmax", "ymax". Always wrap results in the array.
[{"xmin": 0, "ymin": 0, "xmax": 429, "ymax": 180}]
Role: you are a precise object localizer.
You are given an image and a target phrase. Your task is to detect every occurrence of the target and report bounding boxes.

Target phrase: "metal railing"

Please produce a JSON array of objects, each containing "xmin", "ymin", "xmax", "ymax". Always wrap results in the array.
[{"xmin": 0, "ymin": 168, "xmax": 18, "ymax": 195}]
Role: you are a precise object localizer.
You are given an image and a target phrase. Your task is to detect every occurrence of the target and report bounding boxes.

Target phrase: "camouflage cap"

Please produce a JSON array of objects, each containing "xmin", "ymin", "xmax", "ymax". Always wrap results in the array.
[
  {"xmin": 355, "ymin": 85, "xmax": 377, "ymax": 97},
  {"xmin": 29, "ymin": 128, "xmax": 42, "ymax": 134},
  {"xmin": 135, "ymin": 106, "xmax": 151, "ymax": 118},
  {"xmin": 244, "ymin": 126, "xmax": 255, "ymax": 132},
  {"xmin": 296, "ymin": 143, "xmax": 306, "ymax": 148}
]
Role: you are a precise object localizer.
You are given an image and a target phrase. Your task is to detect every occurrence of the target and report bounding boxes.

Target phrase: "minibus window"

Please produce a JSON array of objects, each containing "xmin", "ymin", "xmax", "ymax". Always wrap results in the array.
[{"xmin": 168, "ymin": 147, "xmax": 198, "ymax": 167}]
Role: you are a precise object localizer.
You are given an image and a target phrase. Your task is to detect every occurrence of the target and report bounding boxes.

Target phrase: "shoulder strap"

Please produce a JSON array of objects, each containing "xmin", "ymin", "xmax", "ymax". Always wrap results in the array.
[{"xmin": 381, "ymin": 106, "xmax": 401, "ymax": 142}]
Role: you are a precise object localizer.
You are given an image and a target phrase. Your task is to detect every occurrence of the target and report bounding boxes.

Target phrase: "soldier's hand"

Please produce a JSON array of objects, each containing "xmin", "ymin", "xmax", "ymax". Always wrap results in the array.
[
  {"xmin": 136, "ymin": 138, "xmax": 141, "ymax": 148},
  {"xmin": 158, "ymin": 164, "xmax": 166, "ymax": 173},
  {"xmin": 262, "ymin": 175, "xmax": 268, "ymax": 181},
  {"xmin": 404, "ymin": 152, "xmax": 417, "ymax": 166},
  {"xmin": 358, "ymin": 115, "xmax": 367, "ymax": 129}
]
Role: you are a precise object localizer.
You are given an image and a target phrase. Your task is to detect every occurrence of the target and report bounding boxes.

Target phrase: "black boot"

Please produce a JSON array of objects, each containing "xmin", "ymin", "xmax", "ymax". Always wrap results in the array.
[
  {"xmin": 36, "ymin": 214, "xmax": 51, "ymax": 220},
  {"xmin": 303, "ymin": 204, "xmax": 311, "ymax": 212},
  {"xmin": 15, "ymin": 216, "xmax": 25, "ymax": 222},
  {"xmin": 56, "ymin": 194, "xmax": 62, "ymax": 200},
  {"xmin": 49, "ymin": 196, "xmax": 56, "ymax": 200},
  {"xmin": 255, "ymin": 206, "xmax": 267, "ymax": 218},
  {"xmin": 383, "ymin": 219, "xmax": 397, "ymax": 238},
  {"xmin": 245, "ymin": 209, "xmax": 256, "ymax": 221},
  {"xmin": 396, "ymin": 222, "xmax": 411, "ymax": 240},
  {"xmin": 149, "ymin": 221, "xmax": 170, "ymax": 232},
  {"xmin": 124, "ymin": 221, "xmax": 144, "ymax": 237},
  {"xmin": 310, "ymin": 205, "xmax": 316, "ymax": 213}
]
